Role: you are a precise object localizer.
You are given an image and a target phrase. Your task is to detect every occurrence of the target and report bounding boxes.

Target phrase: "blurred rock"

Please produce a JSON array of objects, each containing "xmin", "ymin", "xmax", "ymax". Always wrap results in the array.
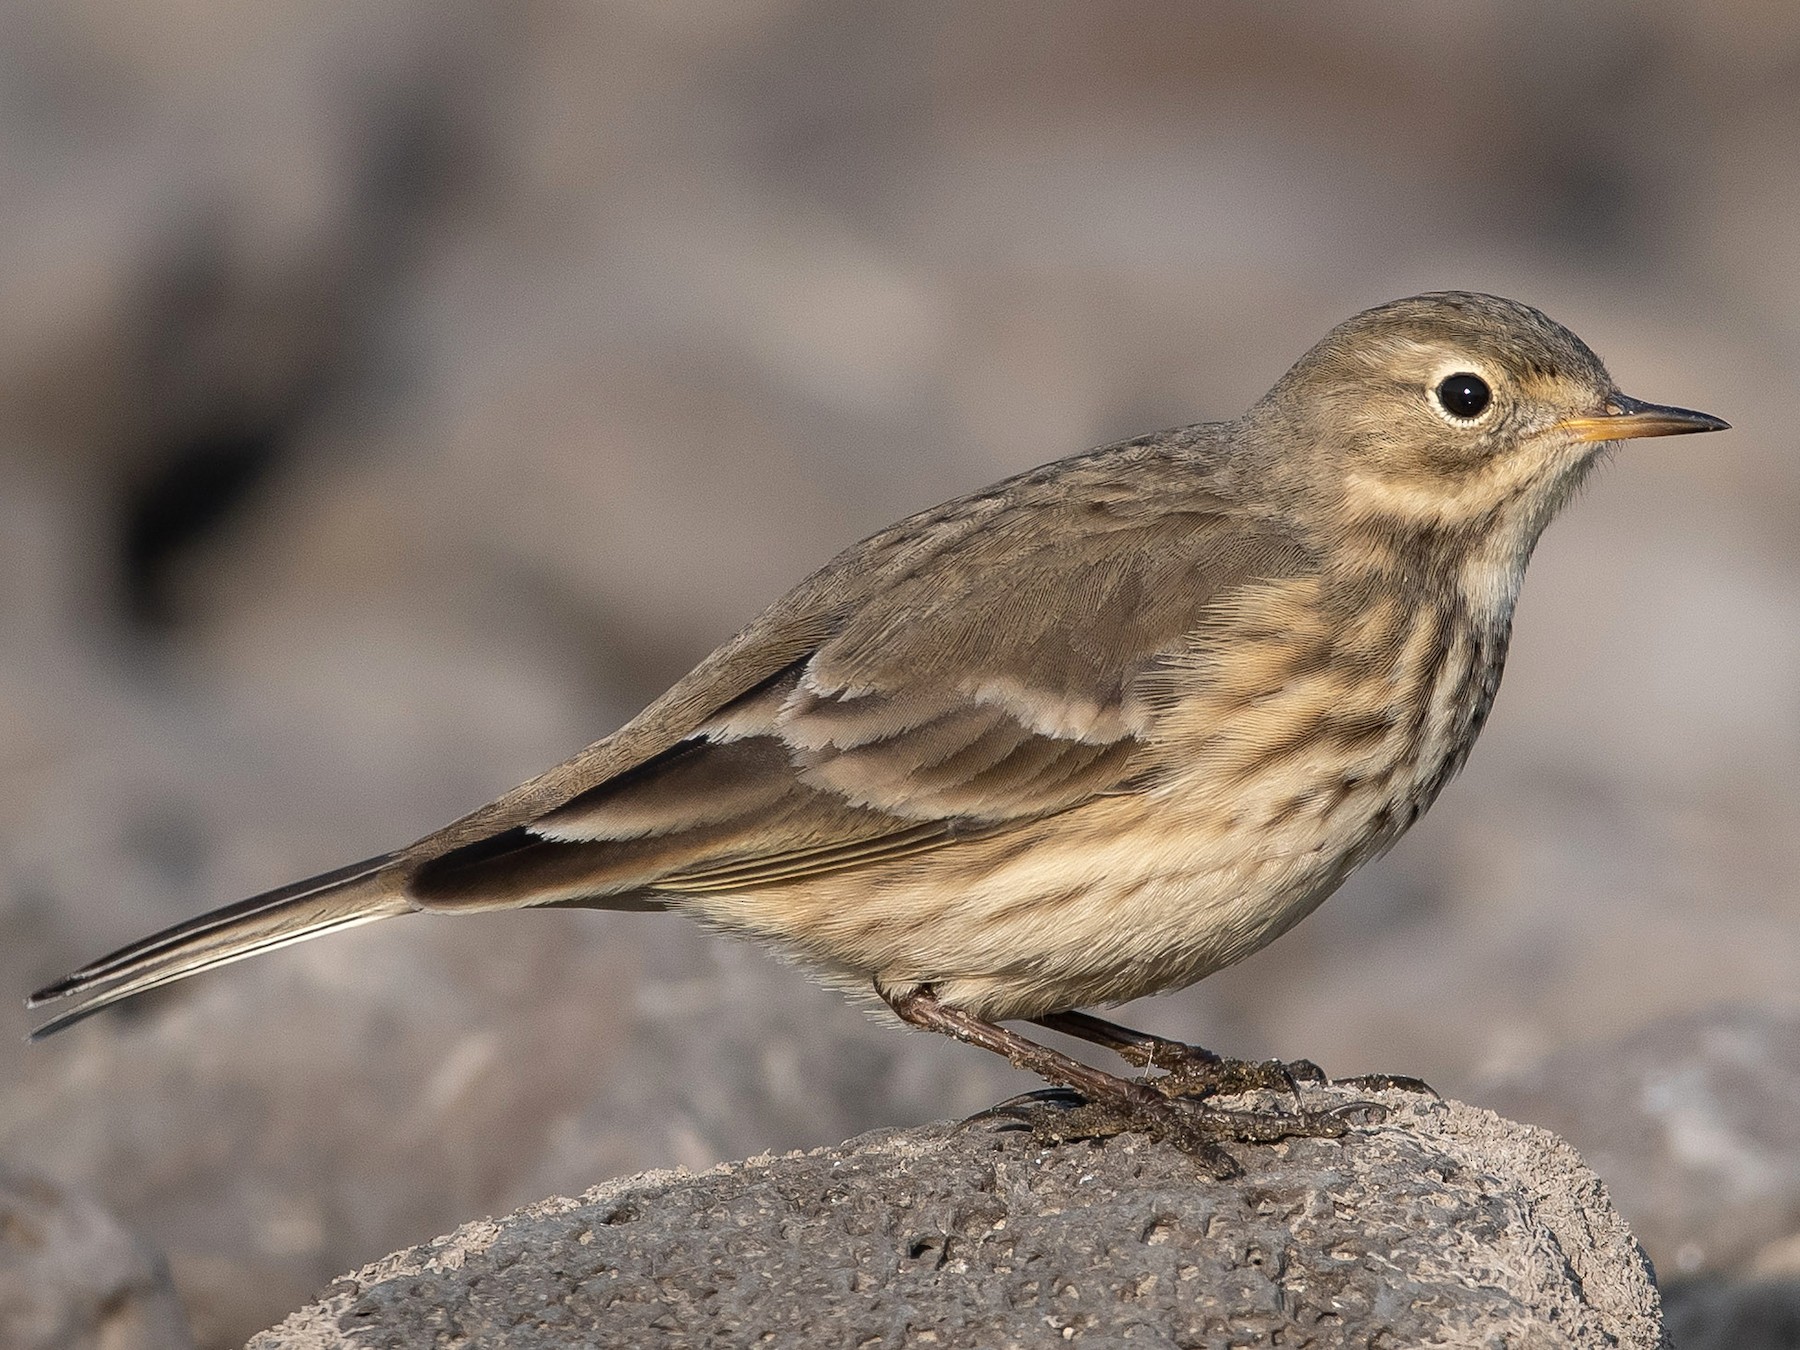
[
  {"xmin": 1479, "ymin": 1004, "xmax": 1800, "ymax": 1278},
  {"xmin": 249, "ymin": 1093, "xmax": 1665, "ymax": 1349},
  {"xmin": 1661, "ymin": 1278, "xmax": 1800, "ymax": 1350},
  {"xmin": 0, "ymin": 1167, "xmax": 193, "ymax": 1350}
]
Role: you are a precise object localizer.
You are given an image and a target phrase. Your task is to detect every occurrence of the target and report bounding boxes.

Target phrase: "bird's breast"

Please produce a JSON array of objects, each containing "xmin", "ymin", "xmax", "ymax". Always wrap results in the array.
[{"xmin": 1144, "ymin": 574, "xmax": 1509, "ymax": 880}]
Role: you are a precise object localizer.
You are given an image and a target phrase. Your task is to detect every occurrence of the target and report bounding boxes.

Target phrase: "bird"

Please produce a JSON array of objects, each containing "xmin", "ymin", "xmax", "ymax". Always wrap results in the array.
[{"xmin": 28, "ymin": 292, "xmax": 1726, "ymax": 1155}]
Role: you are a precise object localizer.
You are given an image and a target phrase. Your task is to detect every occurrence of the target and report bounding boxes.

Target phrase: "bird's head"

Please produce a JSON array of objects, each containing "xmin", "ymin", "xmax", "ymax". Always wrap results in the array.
[{"xmin": 1244, "ymin": 291, "xmax": 1727, "ymax": 597}]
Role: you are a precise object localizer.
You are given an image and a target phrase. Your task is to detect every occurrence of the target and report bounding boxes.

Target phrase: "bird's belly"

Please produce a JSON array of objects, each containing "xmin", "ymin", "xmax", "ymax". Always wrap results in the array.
[
  {"xmin": 679, "ymin": 779, "xmax": 1403, "ymax": 1022},
  {"xmin": 909, "ymin": 783, "xmax": 1399, "ymax": 1018}
]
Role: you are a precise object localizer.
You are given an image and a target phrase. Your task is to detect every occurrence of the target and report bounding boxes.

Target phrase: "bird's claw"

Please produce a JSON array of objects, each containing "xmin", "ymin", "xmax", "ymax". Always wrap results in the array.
[
  {"xmin": 1330, "ymin": 1071, "xmax": 1441, "ymax": 1100},
  {"xmin": 956, "ymin": 1087, "xmax": 1088, "ymax": 1132}
]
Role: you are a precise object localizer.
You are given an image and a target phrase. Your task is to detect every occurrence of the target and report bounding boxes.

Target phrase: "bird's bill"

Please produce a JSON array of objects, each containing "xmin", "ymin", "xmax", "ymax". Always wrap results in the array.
[{"xmin": 1558, "ymin": 394, "xmax": 1731, "ymax": 442}]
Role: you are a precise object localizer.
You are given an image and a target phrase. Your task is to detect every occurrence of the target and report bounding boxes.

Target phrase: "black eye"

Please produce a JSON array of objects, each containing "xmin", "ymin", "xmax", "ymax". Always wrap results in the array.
[{"xmin": 1436, "ymin": 372, "xmax": 1491, "ymax": 420}]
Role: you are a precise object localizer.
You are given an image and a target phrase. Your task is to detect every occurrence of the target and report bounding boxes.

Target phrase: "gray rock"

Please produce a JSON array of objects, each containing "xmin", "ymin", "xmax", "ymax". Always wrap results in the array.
[
  {"xmin": 0, "ymin": 1167, "xmax": 194, "ymax": 1350},
  {"xmin": 250, "ymin": 1092, "xmax": 1664, "ymax": 1349}
]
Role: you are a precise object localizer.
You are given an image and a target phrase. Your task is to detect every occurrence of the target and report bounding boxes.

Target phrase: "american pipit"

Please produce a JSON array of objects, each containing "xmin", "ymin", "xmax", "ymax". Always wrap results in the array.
[{"xmin": 29, "ymin": 293, "xmax": 1726, "ymax": 1158}]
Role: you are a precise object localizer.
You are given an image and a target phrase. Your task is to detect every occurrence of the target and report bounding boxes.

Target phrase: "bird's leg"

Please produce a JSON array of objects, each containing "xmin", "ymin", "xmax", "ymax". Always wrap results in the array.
[
  {"xmin": 887, "ymin": 987, "xmax": 1366, "ymax": 1174},
  {"xmin": 1033, "ymin": 1009, "xmax": 1323, "ymax": 1105},
  {"xmin": 888, "ymin": 990, "xmax": 1168, "ymax": 1112}
]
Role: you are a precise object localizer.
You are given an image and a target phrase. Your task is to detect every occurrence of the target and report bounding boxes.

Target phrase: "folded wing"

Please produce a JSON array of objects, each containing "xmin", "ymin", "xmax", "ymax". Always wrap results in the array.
[{"xmin": 412, "ymin": 450, "xmax": 1312, "ymax": 910}]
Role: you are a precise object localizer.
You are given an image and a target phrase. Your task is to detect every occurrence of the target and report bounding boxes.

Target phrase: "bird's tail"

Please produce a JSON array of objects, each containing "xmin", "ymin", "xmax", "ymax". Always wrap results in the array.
[{"xmin": 26, "ymin": 853, "xmax": 412, "ymax": 1040}]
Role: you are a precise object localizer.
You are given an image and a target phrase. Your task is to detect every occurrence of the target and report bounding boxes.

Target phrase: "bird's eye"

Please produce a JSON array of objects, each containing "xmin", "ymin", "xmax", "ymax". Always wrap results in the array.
[{"xmin": 1435, "ymin": 372, "xmax": 1491, "ymax": 420}]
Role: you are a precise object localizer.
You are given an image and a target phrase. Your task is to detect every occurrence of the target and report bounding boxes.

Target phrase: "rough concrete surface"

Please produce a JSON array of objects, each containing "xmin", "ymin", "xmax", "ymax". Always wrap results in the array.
[{"xmin": 250, "ymin": 1091, "xmax": 1664, "ymax": 1349}]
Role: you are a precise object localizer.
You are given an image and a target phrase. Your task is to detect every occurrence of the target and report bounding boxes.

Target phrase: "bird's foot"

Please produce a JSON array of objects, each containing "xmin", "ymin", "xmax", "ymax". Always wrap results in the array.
[
  {"xmin": 1142, "ymin": 1048, "xmax": 1327, "ymax": 1107},
  {"xmin": 903, "ymin": 992, "xmax": 1391, "ymax": 1173},
  {"xmin": 1137, "ymin": 1046, "xmax": 1435, "ymax": 1104},
  {"xmin": 968, "ymin": 1083, "xmax": 1381, "ymax": 1178},
  {"xmin": 1149, "ymin": 1058, "xmax": 1438, "ymax": 1108},
  {"xmin": 1030, "ymin": 1011, "xmax": 1330, "ymax": 1106}
]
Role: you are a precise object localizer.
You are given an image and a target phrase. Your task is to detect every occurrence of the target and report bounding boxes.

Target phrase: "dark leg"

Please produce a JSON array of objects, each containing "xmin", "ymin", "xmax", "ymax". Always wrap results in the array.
[
  {"xmin": 887, "ymin": 988, "xmax": 1366, "ymax": 1174},
  {"xmin": 1033, "ymin": 1009, "xmax": 1189, "ymax": 1067},
  {"xmin": 1034, "ymin": 1010, "xmax": 1323, "ymax": 1102},
  {"xmin": 1035, "ymin": 1009, "xmax": 1436, "ymax": 1101},
  {"xmin": 889, "ymin": 990, "xmax": 1167, "ymax": 1111}
]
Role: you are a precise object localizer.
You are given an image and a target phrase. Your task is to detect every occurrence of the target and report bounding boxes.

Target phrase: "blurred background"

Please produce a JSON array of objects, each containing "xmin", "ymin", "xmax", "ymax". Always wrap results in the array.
[{"xmin": 2, "ymin": 1, "xmax": 1797, "ymax": 1345}]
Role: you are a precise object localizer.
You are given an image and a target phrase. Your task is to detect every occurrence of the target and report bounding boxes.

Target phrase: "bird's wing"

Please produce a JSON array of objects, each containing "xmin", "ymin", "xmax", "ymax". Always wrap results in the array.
[{"xmin": 407, "ymin": 438, "xmax": 1314, "ymax": 911}]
